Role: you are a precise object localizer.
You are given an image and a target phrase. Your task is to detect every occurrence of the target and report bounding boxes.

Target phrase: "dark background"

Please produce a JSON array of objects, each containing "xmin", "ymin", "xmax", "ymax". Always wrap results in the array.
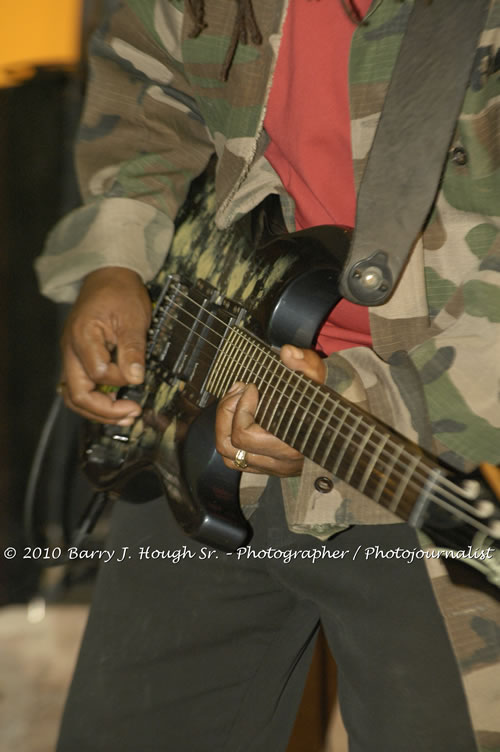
[
  {"xmin": 0, "ymin": 0, "xmax": 116, "ymax": 606},
  {"xmin": 0, "ymin": 69, "xmax": 81, "ymax": 604}
]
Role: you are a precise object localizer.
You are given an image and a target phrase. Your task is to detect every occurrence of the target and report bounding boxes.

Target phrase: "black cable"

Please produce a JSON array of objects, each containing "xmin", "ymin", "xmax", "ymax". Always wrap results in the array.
[
  {"xmin": 23, "ymin": 394, "xmax": 64, "ymax": 548},
  {"xmin": 23, "ymin": 392, "xmax": 111, "ymax": 569}
]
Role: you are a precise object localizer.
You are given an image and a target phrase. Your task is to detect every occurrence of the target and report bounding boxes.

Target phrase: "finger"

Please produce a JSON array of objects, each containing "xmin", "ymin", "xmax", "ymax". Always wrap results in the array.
[
  {"xmin": 216, "ymin": 384, "xmax": 302, "ymax": 470},
  {"xmin": 229, "ymin": 385, "xmax": 302, "ymax": 461},
  {"xmin": 63, "ymin": 389, "xmax": 142, "ymax": 425},
  {"xmin": 66, "ymin": 318, "xmax": 124, "ymax": 387},
  {"xmin": 69, "ymin": 317, "xmax": 145, "ymax": 387},
  {"xmin": 215, "ymin": 382, "xmax": 247, "ymax": 458},
  {"xmin": 280, "ymin": 344, "xmax": 326, "ymax": 383},
  {"xmin": 221, "ymin": 454, "xmax": 303, "ymax": 477},
  {"xmin": 65, "ymin": 277, "xmax": 150, "ymax": 384},
  {"xmin": 63, "ymin": 348, "xmax": 142, "ymax": 423},
  {"xmin": 220, "ymin": 439, "xmax": 304, "ymax": 474},
  {"xmin": 115, "ymin": 319, "xmax": 148, "ymax": 385}
]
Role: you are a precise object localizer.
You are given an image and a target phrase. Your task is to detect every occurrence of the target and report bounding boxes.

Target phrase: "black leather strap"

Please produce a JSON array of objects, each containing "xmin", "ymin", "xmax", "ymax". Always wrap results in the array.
[{"xmin": 339, "ymin": 0, "xmax": 490, "ymax": 306}]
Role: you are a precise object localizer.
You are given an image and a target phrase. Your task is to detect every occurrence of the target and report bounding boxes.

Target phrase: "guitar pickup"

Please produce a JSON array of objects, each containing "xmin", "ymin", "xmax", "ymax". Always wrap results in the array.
[
  {"xmin": 167, "ymin": 283, "xmax": 239, "ymax": 386},
  {"xmin": 146, "ymin": 275, "xmax": 190, "ymax": 365},
  {"xmin": 141, "ymin": 275, "xmax": 247, "ymax": 407}
]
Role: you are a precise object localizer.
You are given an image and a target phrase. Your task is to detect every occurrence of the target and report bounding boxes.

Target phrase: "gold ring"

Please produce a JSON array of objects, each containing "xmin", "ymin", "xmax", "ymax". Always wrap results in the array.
[
  {"xmin": 56, "ymin": 381, "xmax": 66, "ymax": 394},
  {"xmin": 234, "ymin": 449, "xmax": 249, "ymax": 470}
]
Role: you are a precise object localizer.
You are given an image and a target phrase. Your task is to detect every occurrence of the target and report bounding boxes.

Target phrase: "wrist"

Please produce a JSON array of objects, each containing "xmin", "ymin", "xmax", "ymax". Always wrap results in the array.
[{"xmin": 83, "ymin": 266, "xmax": 144, "ymax": 288}]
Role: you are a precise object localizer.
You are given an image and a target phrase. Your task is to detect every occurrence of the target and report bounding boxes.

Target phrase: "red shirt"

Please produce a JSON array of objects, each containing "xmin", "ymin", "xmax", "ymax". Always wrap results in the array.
[{"xmin": 264, "ymin": 0, "xmax": 372, "ymax": 354}]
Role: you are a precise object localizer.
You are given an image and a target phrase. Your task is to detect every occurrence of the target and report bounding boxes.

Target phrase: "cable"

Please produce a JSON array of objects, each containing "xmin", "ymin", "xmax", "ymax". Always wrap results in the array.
[
  {"xmin": 23, "ymin": 392, "xmax": 112, "ymax": 569},
  {"xmin": 23, "ymin": 394, "xmax": 64, "ymax": 548}
]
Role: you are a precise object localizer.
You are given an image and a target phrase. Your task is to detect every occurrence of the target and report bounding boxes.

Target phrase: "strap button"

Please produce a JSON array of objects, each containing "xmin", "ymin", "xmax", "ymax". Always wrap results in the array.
[
  {"xmin": 450, "ymin": 146, "xmax": 468, "ymax": 166},
  {"xmin": 314, "ymin": 476, "xmax": 334, "ymax": 493}
]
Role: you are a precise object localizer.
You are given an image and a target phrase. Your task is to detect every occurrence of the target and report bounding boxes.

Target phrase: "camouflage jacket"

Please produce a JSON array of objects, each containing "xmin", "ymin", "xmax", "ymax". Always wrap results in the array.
[{"xmin": 36, "ymin": 0, "xmax": 500, "ymax": 538}]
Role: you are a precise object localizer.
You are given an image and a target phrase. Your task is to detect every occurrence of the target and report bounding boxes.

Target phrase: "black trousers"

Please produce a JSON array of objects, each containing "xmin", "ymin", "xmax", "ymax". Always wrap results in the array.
[{"xmin": 57, "ymin": 477, "xmax": 476, "ymax": 751}]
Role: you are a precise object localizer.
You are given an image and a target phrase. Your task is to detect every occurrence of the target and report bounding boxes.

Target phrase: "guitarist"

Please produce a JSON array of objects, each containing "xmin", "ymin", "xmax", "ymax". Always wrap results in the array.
[{"xmin": 36, "ymin": 1, "xmax": 500, "ymax": 750}]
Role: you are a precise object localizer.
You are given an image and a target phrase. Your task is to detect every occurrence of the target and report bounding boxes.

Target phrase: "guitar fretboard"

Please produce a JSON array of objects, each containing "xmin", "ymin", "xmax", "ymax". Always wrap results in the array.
[{"xmin": 205, "ymin": 326, "xmax": 438, "ymax": 522}]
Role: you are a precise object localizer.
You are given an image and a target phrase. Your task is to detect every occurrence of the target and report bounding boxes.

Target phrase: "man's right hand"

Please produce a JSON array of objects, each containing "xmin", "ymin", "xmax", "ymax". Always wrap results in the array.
[{"xmin": 60, "ymin": 267, "xmax": 152, "ymax": 424}]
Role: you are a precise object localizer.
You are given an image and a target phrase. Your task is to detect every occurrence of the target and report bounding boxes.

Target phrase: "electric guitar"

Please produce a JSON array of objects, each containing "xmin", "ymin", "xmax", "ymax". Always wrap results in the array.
[{"xmin": 82, "ymin": 169, "xmax": 500, "ymax": 586}]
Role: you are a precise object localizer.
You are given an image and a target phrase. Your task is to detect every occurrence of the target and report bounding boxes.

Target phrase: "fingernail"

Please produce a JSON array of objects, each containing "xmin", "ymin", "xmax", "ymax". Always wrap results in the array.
[
  {"xmin": 227, "ymin": 382, "xmax": 246, "ymax": 394},
  {"xmin": 117, "ymin": 417, "xmax": 135, "ymax": 426},
  {"xmin": 129, "ymin": 363, "xmax": 144, "ymax": 381},
  {"xmin": 287, "ymin": 345, "xmax": 304, "ymax": 359}
]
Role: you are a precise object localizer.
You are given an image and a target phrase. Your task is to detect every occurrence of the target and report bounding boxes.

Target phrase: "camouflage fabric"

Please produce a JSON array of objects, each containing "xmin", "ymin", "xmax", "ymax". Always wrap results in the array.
[
  {"xmin": 419, "ymin": 542, "xmax": 500, "ymax": 752},
  {"xmin": 36, "ymin": 0, "xmax": 500, "ymax": 533},
  {"xmin": 35, "ymin": 1, "xmax": 500, "ymax": 747},
  {"xmin": 284, "ymin": 0, "xmax": 500, "ymax": 536}
]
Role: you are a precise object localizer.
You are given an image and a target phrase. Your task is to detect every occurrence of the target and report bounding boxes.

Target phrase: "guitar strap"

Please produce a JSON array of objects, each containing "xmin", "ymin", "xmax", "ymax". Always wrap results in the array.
[{"xmin": 339, "ymin": 0, "xmax": 491, "ymax": 306}]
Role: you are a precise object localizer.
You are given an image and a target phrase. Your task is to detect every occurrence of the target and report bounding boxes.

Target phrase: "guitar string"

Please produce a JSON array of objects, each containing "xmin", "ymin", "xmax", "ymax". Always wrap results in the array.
[
  {"xmin": 151, "ymin": 287, "xmax": 475, "ymax": 499},
  {"xmin": 151, "ymin": 289, "xmax": 493, "ymax": 526},
  {"xmin": 143, "ymin": 288, "xmax": 495, "ymax": 532},
  {"xmin": 153, "ymin": 289, "xmax": 481, "ymax": 491},
  {"xmin": 149, "ymin": 308, "xmax": 494, "ymax": 536}
]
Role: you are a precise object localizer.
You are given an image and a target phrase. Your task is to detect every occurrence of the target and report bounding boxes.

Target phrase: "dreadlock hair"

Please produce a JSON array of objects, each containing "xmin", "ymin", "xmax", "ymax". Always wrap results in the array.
[
  {"xmin": 185, "ymin": 1, "xmax": 408, "ymax": 81},
  {"xmin": 340, "ymin": 0, "xmax": 365, "ymax": 24},
  {"xmin": 185, "ymin": 0, "xmax": 208, "ymax": 37},
  {"xmin": 186, "ymin": 0, "xmax": 262, "ymax": 80}
]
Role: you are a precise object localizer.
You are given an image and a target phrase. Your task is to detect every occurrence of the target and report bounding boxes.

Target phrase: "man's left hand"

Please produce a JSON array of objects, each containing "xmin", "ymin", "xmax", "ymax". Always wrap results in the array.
[{"xmin": 215, "ymin": 344, "xmax": 326, "ymax": 477}]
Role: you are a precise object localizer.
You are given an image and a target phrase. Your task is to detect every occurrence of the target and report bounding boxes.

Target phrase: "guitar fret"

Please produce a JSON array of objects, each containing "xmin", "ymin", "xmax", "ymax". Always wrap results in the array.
[
  {"xmin": 217, "ymin": 342, "xmax": 237, "ymax": 394},
  {"xmin": 203, "ymin": 329, "xmax": 220, "ymax": 393},
  {"xmin": 318, "ymin": 401, "xmax": 350, "ymax": 468},
  {"xmin": 251, "ymin": 340, "xmax": 264, "ymax": 382},
  {"xmin": 387, "ymin": 453, "xmax": 422, "ymax": 513},
  {"xmin": 371, "ymin": 443, "xmax": 404, "ymax": 505},
  {"xmin": 207, "ymin": 332, "xmax": 234, "ymax": 397},
  {"xmin": 356, "ymin": 432, "xmax": 390, "ymax": 494},
  {"xmin": 285, "ymin": 379, "xmax": 317, "ymax": 448},
  {"xmin": 238, "ymin": 334, "xmax": 257, "ymax": 384},
  {"xmin": 265, "ymin": 366, "xmax": 296, "ymax": 436},
  {"xmin": 205, "ymin": 349, "xmax": 224, "ymax": 395},
  {"xmin": 269, "ymin": 370, "xmax": 302, "ymax": 441},
  {"xmin": 296, "ymin": 384, "xmax": 327, "ymax": 454},
  {"xmin": 252, "ymin": 340, "xmax": 274, "ymax": 393},
  {"xmin": 342, "ymin": 423, "xmax": 376, "ymax": 485},
  {"xmin": 331, "ymin": 414, "xmax": 363, "ymax": 477},
  {"xmin": 256, "ymin": 353, "xmax": 283, "ymax": 429},
  {"xmin": 307, "ymin": 395, "xmax": 340, "ymax": 462},
  {"xmin": 215, "ymin": 329, "xmax": 252, "ymax": 395},
  {"xmin": 302, "ymin": 386, "xmax": 332, "ymax": 461}
]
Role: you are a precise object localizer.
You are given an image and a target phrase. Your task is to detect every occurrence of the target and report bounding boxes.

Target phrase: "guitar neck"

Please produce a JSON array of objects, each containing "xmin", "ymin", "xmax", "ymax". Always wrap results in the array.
[{"xmin": 205, "ymin": 326, "xmax": 438, "ymax": 523}]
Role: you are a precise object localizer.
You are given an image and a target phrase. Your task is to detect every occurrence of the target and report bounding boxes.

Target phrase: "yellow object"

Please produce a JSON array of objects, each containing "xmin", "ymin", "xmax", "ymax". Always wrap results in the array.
[
  {"xmin": 0, "ymin": 0, "xmax": 83, "ymax": 87},
  {"xmin": 480, "ymin": 463, "xmax": 500, "ymax": 502}
]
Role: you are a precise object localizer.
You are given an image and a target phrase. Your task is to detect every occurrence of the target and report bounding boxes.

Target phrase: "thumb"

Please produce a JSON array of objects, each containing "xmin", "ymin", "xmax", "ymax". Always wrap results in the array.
[
  {"xmin": 116, "ymin": 325, "xmax": 148, "ymax": 384},
  {"xmin": 280, "ymin": 344, "xmax": 326, "ymax": 384}
]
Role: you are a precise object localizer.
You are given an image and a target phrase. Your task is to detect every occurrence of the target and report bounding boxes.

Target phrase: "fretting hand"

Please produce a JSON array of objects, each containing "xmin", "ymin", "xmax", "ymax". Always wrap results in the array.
[{"xmin": 215, "ymin": 345, "xmax": 325, "ymax": 477}]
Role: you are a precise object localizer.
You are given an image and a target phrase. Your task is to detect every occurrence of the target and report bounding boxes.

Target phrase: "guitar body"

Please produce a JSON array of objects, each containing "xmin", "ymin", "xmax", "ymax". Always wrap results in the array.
[
  {"xmin": 83, "ymin": 170, "xmax": 351, "ymax": 551},
  {"xmin": 82, "ymin": 169, "xmax": 500, "ymax": 576}
]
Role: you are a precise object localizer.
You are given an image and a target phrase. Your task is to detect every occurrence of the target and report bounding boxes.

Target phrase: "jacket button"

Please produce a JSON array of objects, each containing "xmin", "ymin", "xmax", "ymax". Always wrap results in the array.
[
  {"xmin": 450, "ymin": 146, "xmax": 468, "ymax": 166},
  {"xmin": 314, "ymin": 476, "xmax": 334, "ymax": 493}
]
